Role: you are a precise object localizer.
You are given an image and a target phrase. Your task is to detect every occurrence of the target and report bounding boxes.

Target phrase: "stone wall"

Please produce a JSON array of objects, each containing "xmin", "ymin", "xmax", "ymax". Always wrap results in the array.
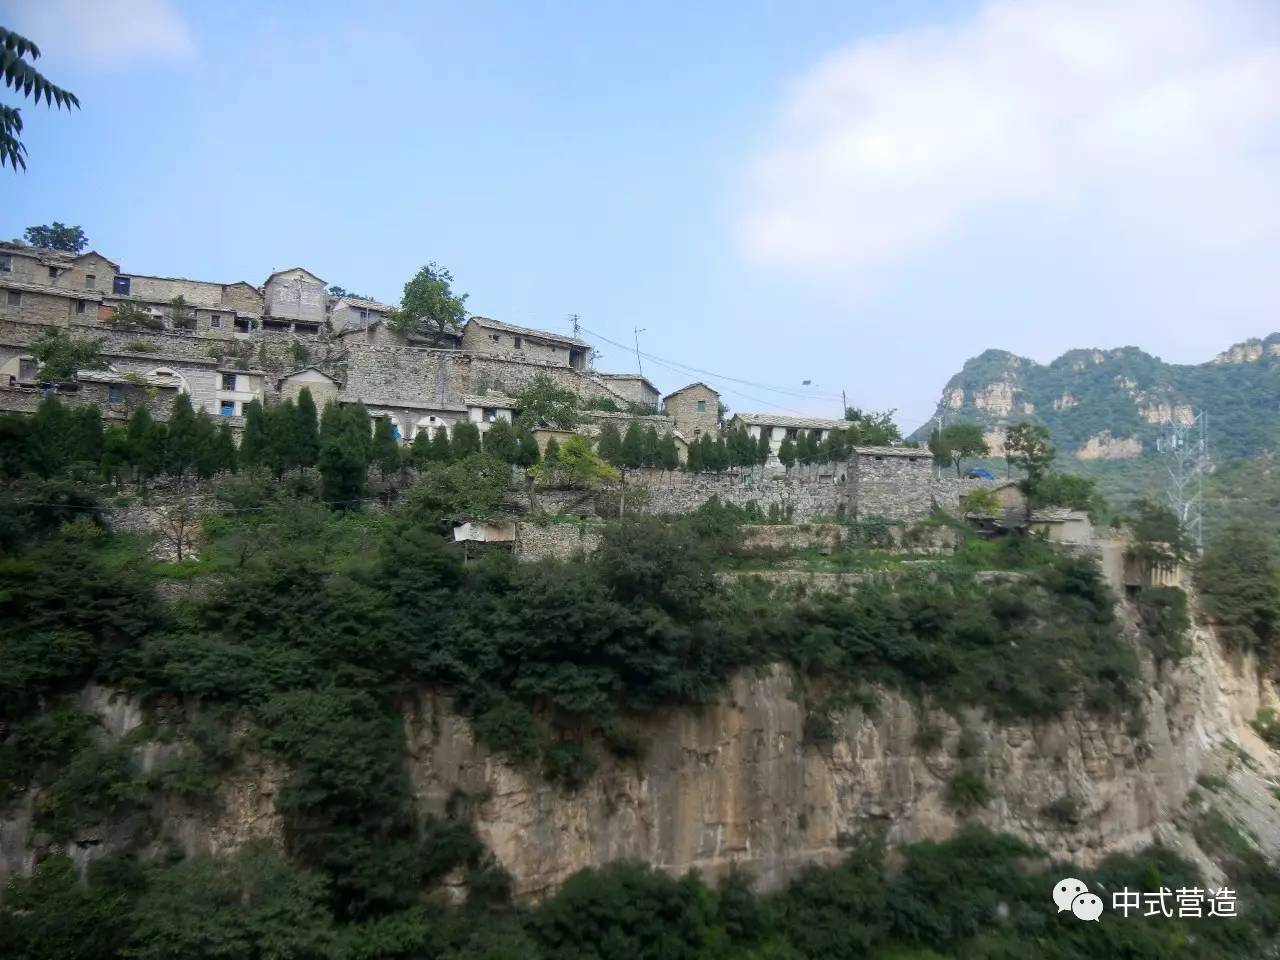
[
  {"xmin": 0, "ymin": 382, "xmax": 175, "ymax": 422},
  {"xmin": 514, "ymin": 520, "xmax": 605, "ymax": 561},
  {"xmin": 625, "ymin": 468, "xmax": 848, "ymax": 522},
  {"xmin": 0, "ymin": 287, "xmax": 84, "ymax": 328}
]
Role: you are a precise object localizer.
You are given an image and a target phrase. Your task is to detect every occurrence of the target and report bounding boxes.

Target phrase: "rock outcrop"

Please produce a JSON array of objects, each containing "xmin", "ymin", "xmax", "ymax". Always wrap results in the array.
[{"xmin": 4, "ymin": 617, "xmax": 1278, "ymax": 901}]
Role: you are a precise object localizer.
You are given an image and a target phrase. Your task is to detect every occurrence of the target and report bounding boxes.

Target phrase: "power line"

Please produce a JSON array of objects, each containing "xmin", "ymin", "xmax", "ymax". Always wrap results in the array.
[{"xmin": 1156, "ymin": 409, "xmax": 1209, "ymax": 551}]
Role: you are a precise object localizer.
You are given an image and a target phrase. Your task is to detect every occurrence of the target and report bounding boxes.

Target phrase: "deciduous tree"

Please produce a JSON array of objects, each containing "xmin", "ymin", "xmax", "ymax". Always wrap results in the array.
[{"xmin": 386, "ymin": 262, "xmax": 467, "ymax": 337}]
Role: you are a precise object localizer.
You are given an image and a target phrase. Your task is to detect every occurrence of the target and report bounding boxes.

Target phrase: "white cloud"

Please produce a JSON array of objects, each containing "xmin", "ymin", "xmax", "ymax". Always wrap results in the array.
[
  {"xmin": 739, "ymin": 0, "xmax": 1280, "ymax": 308},
  {"xmin": 4, "ymin": 0, "xmax": 194, "ymax": 65}
]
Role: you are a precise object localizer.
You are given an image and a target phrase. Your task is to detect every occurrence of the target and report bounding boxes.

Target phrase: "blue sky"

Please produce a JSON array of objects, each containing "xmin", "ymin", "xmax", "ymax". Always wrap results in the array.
[{"xmin": 3, "ymin": 0, "xmax": 1279, "ymax": 430}]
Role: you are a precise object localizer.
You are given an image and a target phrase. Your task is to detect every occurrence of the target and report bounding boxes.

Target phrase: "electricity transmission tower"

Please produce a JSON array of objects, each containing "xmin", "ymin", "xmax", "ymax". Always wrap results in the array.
[{"xmin": 1156, "ymin": 409, "xmax": 1209, "ymax": 550}]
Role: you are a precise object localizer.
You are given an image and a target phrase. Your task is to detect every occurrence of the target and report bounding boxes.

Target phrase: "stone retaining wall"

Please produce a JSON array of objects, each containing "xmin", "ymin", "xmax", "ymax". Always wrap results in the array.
[{"xmin": 514, "ymin": 521, "xmax": 604, "ymax": 561}]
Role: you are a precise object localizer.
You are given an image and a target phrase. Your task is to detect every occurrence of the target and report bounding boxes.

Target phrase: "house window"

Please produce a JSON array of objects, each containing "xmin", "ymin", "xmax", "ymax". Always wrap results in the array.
[
  {"xmin": 234, "ymin": 318, "xmax": 251, "ymax": 333},
  {"xmin": 513, "ymin": 336, "xmax": 522, "ymax": 350},
  {"xmin": 6, "ymin": 290, "xmax": 19, "ymax": 306},
  {"xmin": 76, "ymin": 299, "xmax": 88, "ymax": 314},
  {"xmin": 490, "ymin": 333, "xmax": 500, "ymax": 343},
  {"xmin": 221, "ymin": 373, "xmax": 237, "ymax": 390},
  {"xmin": 113, "ymin": 276, "xmax": 131, "ymax": 294},
  {"xmin": 220, "ymin": 400, "xmax": 236, "ymax": 416},
  {"xmin": 0, "ymin": 254, "xmax": 10, "ymax": 272},
  {"xmin": 84, "ymin": 274, "xmax": 95, "ymax": 289},
  {"xmin": 358, "ymin": 308, "xmax": 369, "ymax": 321},
  {"xmin": 108, "ymin": 385, "xmax": 123, "ymax": 403},
  {"xmin": 210, "ymin": 314, "xmax": 221, "ymax": 328},
  {"xmin": 696, "ymin": 400, "xmax": 707, "ymax": 412},
  {"xmin": 47, "ymin": 266, "xmax": 58, "ymax": 280}
]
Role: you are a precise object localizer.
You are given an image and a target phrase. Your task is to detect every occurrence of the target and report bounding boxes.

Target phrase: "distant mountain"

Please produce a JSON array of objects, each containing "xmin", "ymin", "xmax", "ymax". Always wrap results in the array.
[{"xmin": 914, "ymin": 334, "xmax": 1280, "ymax": 465}]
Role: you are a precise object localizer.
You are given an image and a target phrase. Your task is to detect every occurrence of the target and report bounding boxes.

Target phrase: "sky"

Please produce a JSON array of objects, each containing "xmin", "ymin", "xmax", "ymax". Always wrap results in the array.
[{"xmin": 3, "ymin": 0, "xmax": 1279, "ymax": 431}]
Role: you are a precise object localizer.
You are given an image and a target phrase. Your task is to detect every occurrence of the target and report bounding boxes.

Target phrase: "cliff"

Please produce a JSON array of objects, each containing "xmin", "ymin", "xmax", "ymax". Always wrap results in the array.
[
  {"xmin": 4, "ymin": 609, "xmax": 1277, "ymax": 900},
  {"xmin": 916, "ymin": 334, "xmax": 1280, "ymax": 464}
]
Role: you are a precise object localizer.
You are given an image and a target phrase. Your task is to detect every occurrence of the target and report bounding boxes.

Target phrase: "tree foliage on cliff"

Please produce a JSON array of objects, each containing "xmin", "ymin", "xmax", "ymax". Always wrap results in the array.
[{"xmin": 386, "ymin": 261, "xmax": 468, "ymax": 337}]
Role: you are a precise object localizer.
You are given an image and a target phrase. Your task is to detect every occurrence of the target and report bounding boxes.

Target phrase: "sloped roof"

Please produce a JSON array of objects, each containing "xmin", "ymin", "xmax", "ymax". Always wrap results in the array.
[
  {"xmin": 264, "ymin": 266, "xmax": 326, "ymax": 286},
  {"xmin": 466, "ymin": 316, "xmax": 590, "ymax": 349},
  {"xmin": 733, "ymin": 412, "xmax": 846, "ymax": 430},
  {"xmin": 279, "ymin": 365, "xmax": 342, "ymax": 386},
  {"xmin": 662, "ymin": 381, "xmax": 719, "ymax": 400},
  {"xmin": 335, "ymin": 296, "xmax": 396, "ymax": 313},
  {"xmin": 599, "ymin": 372, "xmax": 658, "ymax": 390},
  {"xmin": 463, "ymin": 394, "xmax": 521, "ymax": 408}
]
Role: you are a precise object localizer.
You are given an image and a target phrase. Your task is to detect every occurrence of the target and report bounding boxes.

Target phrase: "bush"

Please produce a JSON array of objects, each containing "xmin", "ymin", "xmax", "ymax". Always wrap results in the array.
[
  {"xmin": 944, "ymin": 769, "xmax": 991, "ymax": 814},
  {"xmin": 1137, "ymin": 586, "xmax": 1191, "ymax": 661}
]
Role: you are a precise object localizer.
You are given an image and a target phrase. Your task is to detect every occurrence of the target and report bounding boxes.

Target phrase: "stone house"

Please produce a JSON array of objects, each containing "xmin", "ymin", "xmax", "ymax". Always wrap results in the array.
[
  {"xmin": 278, "ymin": 367, "xmax": 342, "ymax": 407},
  {"xmin": 0, "ymin": 243, "xmax": 120, "ymax": 294},
  {"xmin": 262, "ymin": 268, "xmax": 326, "ymax": 334},
  {"xmin": 848, "ymin": 446, "xmax": 935, "ymax": 520},
  {"xmin": 214, "ymin": 368, "xmax": 266, "ymax": 418},
  {"xmin": 729, "ymin": 412, "xmax": 849, "ymax": 460},
  {"xmin": 597, "ymin": 373, "xmax": 659, "ymax": 410},
  {"xmin": 465, "ymin": 394, "xmax": 519, "ymax": 434},
  {"xmin": 661, "ymin": 382, "xmax": 719, "ymax": 439},
  {"xmin": 461, "ymin": 317, "xmax": 592, "ymax": 371},
  {"xmin": 0, "ymin": 283, "xmax": 103, "ymax": 328},
  {"xmin": 330, "ymin": 296, "xmax": 396, "ymax": 334},
  {"xmin": 334, "ymin": 318, "xmax": 462, "ymax": 350},
  {"xmin": 104, "ymin": 273, "xmax": 263, "ymax": 337}
]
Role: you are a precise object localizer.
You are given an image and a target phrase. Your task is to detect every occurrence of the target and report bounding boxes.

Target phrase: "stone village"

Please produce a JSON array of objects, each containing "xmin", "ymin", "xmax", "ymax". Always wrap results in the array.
[{"xmin": 0, "ymin": 239, "xmax": 1130, "ymax": 568}]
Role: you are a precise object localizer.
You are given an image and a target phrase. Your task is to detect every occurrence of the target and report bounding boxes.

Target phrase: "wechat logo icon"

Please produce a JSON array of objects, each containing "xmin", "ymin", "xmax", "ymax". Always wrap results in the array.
[{"xmin": 1054, "ymin": 878, "xmax": 1103, "ymax": 921}]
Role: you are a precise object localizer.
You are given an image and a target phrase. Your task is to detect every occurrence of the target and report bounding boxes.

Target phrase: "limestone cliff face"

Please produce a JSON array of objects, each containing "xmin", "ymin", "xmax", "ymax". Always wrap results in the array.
[
  {"xmin": 399, "ymin": 621, "xmax": 1279, "ymax": 897},
  {"xmin": 1074, "ymin": 432, "xmax": 1144, "ymax": 460},
  {"xmin": 3, "ymin": 621, "xmax": 1278, "ymax": 900}
]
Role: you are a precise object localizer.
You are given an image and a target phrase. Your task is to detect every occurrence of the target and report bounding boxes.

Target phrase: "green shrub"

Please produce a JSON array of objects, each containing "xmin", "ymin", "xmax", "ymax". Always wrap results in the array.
[
  {"xmin": 1250, "ymin": 709, "xmax": 1280, "ymax": 749},
  {"xmin": 1137, "ymin": 586, "xmax": 1191, "ymax": 661},
  {"xmin": 944, "ymin": 769, "xmax": 991, "ymax": 814},
  {"xmin": 1040, "ymin": 794, "xmax": 1082, "ymax": 826}
]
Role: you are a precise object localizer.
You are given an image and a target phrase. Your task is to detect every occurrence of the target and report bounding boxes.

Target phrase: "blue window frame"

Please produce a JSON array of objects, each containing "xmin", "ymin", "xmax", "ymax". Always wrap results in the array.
[{"xmin": 220, "ymin": 400, "xmax": 235, "ymax": 416}]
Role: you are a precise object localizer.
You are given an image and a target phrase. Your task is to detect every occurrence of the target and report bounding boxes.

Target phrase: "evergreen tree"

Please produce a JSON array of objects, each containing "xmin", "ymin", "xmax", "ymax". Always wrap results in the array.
[
  {"xmin": 101, "ymin": 425, "xmax": 130, "ymax": 486},
  {"xmin": 543, "ymin": 436, "xmax": 561, "ymax": 465},
  {"xmin": 429, "ymin": 425, "xmax": 452, "ymax": 463},
  {"xmin": 371, "ymin": 416, "xmax": 401, "ymax": 479},
  {"xmin": 621, "ymin": 423, "xmax": 645, "ymax": 469},
  {"xmin": 756, "ymin": 430, "xmax": 771, "ymax": 466},
  {"xmin": 596, "ymin": 422, "xmax": 623, "ymax": 466},
  {"xmin": 778, "ymin": 437, "xmax": 797, "ymax": 469},
  {"xmin": 642, "ymin": 426, "xmax": 660, "ymax": 468},
  {"xmin": 318, "ymin": 402, "xmax": 371, "ymax": 506},
  {"xmin": 482, "ymin": 419, "xmax": 519, "ymax": 464},
  {"xmin": 127, "ymin": 407, "xmax": 166, "ymax": 485},
  {"xmin": 695, "ymin": 434, "xmax": 714, "ymax": 472},
  {"xmin": 657, "ymin": 432, "xmax": 679, "ymax": 470},
  {"xmin": 213, "ymin": 421, "xmax": 237, "ymax": 475},
  {"xmin": 263, "ymin": 401, "xmax": 297, "ymax": 480},
  {"xmin": 166, "ymin": 393, "xmax": 201, "ymax": 479},
  {"xmin": 713, "ymin": 438, "xmax": 730, "ymax": 472},
  {"xmin": 451, "ymin": 421, "xmax": 482, "ymax": 458},
  {"xmin": 409, "ymin": 430, "xmax": 433, "ymax": 469},
  {"xmin": 70, "ymin": 405, "xmax": 103, "ymax": 467},
  {"xmin": 293, "ymin": 388, "xmax": 320, "ymax": 469},
  {"xmin": 796, "ymin": 431, "xmax": 814, "ymax": 466},
  {"xmin": 26, "ymin": 394, "xmax": 73, "ymax": 478},
  {"xmin": 686, "ymin": 436, "xmax": 703, "ymax": 472},
  {"xmin": 0, "ymin": 413, "xmax": 29, "ymax": 482},
  {"xmin": 240, "ymin": 400, "xmax": 268, "ymax": 471},
  {"xmin": 515, "ymin": 426, "xmax": 541, "ymax": 467}
]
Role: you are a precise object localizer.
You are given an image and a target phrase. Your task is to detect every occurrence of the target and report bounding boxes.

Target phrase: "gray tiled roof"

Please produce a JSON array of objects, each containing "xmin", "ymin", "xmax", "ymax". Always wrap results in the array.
[{"xmin": 734, "ymin": 412, "xmax": 848, "ymax": 430}]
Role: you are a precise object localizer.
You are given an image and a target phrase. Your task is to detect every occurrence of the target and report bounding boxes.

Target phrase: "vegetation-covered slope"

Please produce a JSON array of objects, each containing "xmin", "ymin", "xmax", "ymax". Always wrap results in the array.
[{"xmin": 915, "ymin": 334, "xmax": 1280, "ymax": 463}]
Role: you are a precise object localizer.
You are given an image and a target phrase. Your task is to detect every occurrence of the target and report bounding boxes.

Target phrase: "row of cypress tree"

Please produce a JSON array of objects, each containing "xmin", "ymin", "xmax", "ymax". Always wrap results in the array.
[{"xmin": 595, "ymin": 421, "xmax": 681, "ymax": 470}]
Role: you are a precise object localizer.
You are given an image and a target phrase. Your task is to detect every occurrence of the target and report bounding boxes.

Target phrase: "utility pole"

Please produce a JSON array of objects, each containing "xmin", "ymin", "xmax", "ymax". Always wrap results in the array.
[
  {"xmin": 569, "ymin": 313, "xmax": 580, "ymax": 339},
  {"xmin": 841, "ymin": 388, "xmax": 848, "ymax": 421},
  {"xmin": 633, "ymin": 327, "xmax": 646, "ymax": 377},
  {"xmin": 1157, "ymin": 409, "xmax": 1209, "ymax": 551}
]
